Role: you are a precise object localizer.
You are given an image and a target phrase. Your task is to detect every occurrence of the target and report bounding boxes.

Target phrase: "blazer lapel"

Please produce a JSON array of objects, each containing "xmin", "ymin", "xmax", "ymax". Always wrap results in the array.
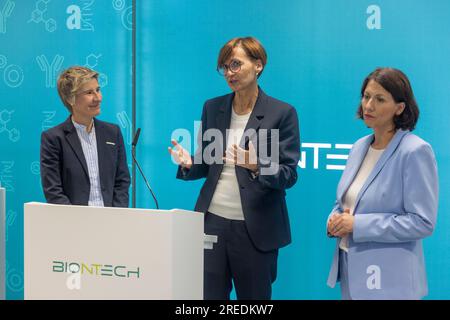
[
  {"xmin": 94, "ymin": 118, "xmax": 107, "ymax": 187},
  {"xmin": 337, "ymin": 135, "xmax": 372, "ymax": 204},
  {"xmin": 63, "ymin": 117, "xmax": 89, "ymax": 178},
  {"xmin": 215, "ymin": 93, "xmax": 233, "ymax": 154},
  {"xmin": 239, "ymin": 87, "xmax": 266, "ymax": 148},
  {"xmin": 353, "ymin": 129, "xmax": 410, "ymax": 212},
  {"xmin": 215, "ymin": 87, "xmax": 267, "ymax": 153}
]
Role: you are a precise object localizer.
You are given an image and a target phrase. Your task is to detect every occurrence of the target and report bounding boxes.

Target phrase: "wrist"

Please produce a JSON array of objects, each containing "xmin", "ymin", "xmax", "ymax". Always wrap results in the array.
[
  {"xmin": 183, "ymin": 162, "xmax": 192, "ymax": 169},
  {"xmin": 250, "ymin": 166, "xmax": 259, "ymax": 179}
]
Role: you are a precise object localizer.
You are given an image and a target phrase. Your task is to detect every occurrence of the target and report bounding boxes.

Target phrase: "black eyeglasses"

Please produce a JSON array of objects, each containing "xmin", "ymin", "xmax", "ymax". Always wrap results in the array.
[{"xmin": 217, "ymin": 60, "xmax": 243, "ymax": 76}]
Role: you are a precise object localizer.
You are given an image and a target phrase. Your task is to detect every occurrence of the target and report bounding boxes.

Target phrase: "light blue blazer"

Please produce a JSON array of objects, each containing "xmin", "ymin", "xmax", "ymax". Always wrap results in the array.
[{"xmin": 327, "ymin": 129, "xmax": 439, "ymax": 299}]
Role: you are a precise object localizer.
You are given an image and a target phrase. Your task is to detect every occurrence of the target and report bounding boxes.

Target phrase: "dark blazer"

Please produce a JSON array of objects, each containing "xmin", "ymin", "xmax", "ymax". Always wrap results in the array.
[
  {"xmin": 177, "ymin": 88, "xmax": 300, "ymax": 251},
  {"xmin": 40, "ymin": 116, "xmax": 130, "ymax": 207}
]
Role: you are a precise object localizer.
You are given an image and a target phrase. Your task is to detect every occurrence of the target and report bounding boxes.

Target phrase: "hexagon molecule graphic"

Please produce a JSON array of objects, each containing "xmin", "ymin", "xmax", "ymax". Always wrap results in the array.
[
  {"xmin": 98, "ymin": 73, "xmax": 108, "ymax": 87},
  {"xmin": 0, "ymin": 110, "xmax": 13, "ymax": 124},
  {"xmin": 0, "ymin": 110, "xmax": 20, "ymax": 142},
  {"xmin": 36, "ymin": 0, "xmax": 48, "ymax": 13},
  {"xmin": 9, "ymin": 128, "xmax": 20, "ymax": 142},
  {"xmin": 30, "ymin": 9, "xmax": 43, "ymax": 23},
  {"xmin": 45, "ymin": 18, "xmax": 57, "ymax": 32},
  {"xmin": 30, "ymin": 161, "xmax": 41, "ymax": 175},
  {"xmin": 85, "ymin": 54, "xmax": 102, "ymax": 69}
]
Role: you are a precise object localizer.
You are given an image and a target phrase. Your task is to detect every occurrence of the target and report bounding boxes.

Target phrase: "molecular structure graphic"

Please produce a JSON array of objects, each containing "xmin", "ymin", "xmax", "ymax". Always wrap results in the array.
[
  {"xmin": 0, "ymin": 109, "xmax": 20, "ymax": 142},
  {"xmin": 28, "ymin": 0, "xmax": 57, "ymax": 32},
  {"xmin": 30, "ymin": 161, "xmax": 40, "ymax": 175},
  {"xmin": 85, "ymin": 53, "xmax": 108, "ymax": 87},
  {"xmin": 85, "ymin": 53, "xmax": 102, "ymax": 69}
]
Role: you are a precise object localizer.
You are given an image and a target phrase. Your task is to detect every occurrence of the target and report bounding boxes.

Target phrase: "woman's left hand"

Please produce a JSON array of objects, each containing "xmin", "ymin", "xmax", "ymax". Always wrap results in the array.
[
  {"xmin": 223, "ymin": 142, "xmax": 258, "ymax": 172},
  {"xmin": 329, "ymin": 209, "xmax": 354, "ymax": 237}
]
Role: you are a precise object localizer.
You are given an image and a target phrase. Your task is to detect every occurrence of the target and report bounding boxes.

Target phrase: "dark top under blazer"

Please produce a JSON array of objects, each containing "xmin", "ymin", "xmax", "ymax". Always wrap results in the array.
[
  {"xmin": 177, "ymin": 88, "xmax": 300, "ymax": 251},
  {"xmin": 40, "ymin": 116, "xmax": 130, "ymax": 207}
]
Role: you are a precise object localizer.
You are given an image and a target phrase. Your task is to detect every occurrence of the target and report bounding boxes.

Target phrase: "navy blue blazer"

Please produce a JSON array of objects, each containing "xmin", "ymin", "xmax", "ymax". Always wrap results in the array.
[
  {"xmin": 177, "ymin": 88, "xmax": 300, "ymax": 251},
  {"xmin": 40, "ymin": 117, "xmax": 130, "ymax": 207}
]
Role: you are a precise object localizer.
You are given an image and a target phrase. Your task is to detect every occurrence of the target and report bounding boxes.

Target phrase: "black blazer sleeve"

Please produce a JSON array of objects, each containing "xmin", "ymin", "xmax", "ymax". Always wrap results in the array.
[
  {"xmin": 40, "ymin": 130, "xmax": 72, "ymax": 205},
  {"xmin": 112, "ymin": 127, "xmax": 131, "ymax": 207},
  {"xmin": 257, "ymin": 106, "xmax": 300, "ymax": 190},
  {"xmin": 176, "ymin": 102, "xmax": 209, "ymax": 181}
]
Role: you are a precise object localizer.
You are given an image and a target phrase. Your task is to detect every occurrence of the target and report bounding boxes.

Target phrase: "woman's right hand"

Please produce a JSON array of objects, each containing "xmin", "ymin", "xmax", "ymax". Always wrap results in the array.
[
  {"xmin": 328, "ymin": 209, "xmax": 353, "ymax": 237},
  {"xmin": 327, "ymin": 211, "xmax": 341, "ymax": 236},
  {"xmin": 168, "ymin": 139, "xmax": 193, "ymax": 169}
]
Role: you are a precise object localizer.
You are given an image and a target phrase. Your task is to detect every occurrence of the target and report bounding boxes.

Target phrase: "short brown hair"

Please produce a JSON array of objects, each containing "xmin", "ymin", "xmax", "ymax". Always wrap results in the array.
[
  {"xmin": 357, "ymin": 67, "xmax": 419, "ymax": 131},
  {"xmin": 217, "ymin": 37, "xmax": 267, "ymax": 78},
  {"xmin": 57, "ymin": 66, "xmax": 99, "ymax": 113}
]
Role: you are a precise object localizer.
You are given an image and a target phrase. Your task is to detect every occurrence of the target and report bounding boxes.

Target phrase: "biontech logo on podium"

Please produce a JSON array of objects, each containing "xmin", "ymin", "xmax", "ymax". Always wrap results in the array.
[{"xmin": 52, "ymin": 260, "xmax": 141, "ymax": 279}]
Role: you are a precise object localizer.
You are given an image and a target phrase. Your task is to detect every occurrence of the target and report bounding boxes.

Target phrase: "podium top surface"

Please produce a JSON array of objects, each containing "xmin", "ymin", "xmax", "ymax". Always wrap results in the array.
[{"xmin": 24, "ymin": 202, "xmax": 202, "ymax": 216}]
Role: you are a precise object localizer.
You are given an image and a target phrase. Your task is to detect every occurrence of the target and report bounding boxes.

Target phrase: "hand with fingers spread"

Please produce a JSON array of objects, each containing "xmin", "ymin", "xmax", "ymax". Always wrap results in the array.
[
  {"xmin": 328, "ymin": 208, "xmax": 354, "ymax": 238},
  {"xmin": 168, "ymin": 139, "xmax": 192, "ymax": 169},
  {"xmin": 222, "ymin": 141, "xmax": 258, "ymax": 172}
]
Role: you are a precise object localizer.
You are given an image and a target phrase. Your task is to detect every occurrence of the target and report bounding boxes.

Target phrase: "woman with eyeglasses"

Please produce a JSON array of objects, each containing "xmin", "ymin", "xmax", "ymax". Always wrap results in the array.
[{"xmin": 168, "ymin": 37, "xmax": 300, "ymax": 300}]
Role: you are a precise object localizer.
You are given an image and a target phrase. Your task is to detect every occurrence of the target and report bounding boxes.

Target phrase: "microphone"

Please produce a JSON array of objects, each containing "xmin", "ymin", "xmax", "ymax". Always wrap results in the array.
[
  {"xmin": 132, "ymin": 127, "xmax": 141, "ymax": 147},
  {"xmin": 131, "ymin": 128, "xmax": 159, "ymax": 209}
]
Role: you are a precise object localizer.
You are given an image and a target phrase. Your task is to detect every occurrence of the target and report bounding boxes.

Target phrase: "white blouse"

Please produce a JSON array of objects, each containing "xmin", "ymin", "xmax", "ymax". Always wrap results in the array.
[{"xmin": 339, "ymin": 146, "xmax": 385, "ymax": 252}]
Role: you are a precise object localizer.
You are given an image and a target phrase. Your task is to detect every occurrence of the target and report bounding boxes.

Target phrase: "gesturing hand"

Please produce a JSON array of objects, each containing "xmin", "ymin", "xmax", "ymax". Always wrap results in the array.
[
  {"xmin": 223, "ymin": 141, "xmax": 258, "ymax": 172},
  {"xmin": 168, "ymin": 140, "xmax": 192, "ymax": 169}
]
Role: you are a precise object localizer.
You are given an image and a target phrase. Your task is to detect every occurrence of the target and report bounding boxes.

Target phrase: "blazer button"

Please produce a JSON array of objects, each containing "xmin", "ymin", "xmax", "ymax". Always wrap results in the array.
[{"xmin": 240, "ymin": 186, "xmax": 245, "ymax": 190}]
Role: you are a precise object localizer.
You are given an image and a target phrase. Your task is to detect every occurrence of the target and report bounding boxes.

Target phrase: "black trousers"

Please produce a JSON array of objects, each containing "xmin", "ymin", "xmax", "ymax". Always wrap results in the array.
[{"xmin": 204, "ymin": 212, "xmax": 278, "ymax": 300}]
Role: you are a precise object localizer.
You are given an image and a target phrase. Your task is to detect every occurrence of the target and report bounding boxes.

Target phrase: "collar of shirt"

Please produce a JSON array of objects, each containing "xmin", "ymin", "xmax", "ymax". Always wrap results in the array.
[{"xmin": 71, "ymin": 117, "xmax": 95, "ymax": 134}]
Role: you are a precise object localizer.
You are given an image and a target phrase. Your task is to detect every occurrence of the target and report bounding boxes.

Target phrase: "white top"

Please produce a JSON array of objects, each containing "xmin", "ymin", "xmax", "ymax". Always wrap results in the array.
[
  {"xmin": 208, "ymin": 107, "xmax": 251, "ymax": 220},
  {"xmin": 339, "ymin": 146, "xmax": 384, "ymax": 252}
]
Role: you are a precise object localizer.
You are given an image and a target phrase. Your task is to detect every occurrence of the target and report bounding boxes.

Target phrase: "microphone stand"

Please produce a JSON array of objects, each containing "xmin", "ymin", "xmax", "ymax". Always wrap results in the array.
[{"xmin": 132, "ymin": 129, "xmax": 159, "ymax": 209}]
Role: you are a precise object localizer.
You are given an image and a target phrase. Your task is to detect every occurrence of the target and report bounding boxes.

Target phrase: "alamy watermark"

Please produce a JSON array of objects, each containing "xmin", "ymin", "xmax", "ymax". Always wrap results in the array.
[{"xmin": 171, "ymin": 122, "xmax": 280, "ymax": 176}]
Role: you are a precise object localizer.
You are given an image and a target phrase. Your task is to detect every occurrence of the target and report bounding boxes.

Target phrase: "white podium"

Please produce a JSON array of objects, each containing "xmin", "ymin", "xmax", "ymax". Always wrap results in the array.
[{"xmin": 24, "ymin": 202, "xmax": 204, "ymax": 300}]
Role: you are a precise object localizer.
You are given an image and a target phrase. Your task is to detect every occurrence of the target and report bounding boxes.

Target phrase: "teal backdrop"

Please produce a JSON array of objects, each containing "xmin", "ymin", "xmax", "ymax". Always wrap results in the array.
[
  {"xmin": 1, "ymin": 0, "xmax": 449, "ymax": 299},
  {"xmin": 0, "ymin": 0, "xmax": 132, "ymax": 299}
]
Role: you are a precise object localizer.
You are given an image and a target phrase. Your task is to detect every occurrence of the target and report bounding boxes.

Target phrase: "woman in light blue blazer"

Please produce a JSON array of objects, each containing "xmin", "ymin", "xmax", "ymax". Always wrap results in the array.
[{"xmin": 326, "ymin": 68, "xmax": 439, "ymax": 300}]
